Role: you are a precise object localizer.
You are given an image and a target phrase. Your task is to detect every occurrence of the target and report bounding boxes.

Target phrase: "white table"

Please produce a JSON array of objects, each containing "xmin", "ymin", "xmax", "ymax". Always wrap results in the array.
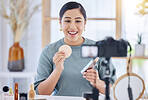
[
  {"xmin": 34, "ymin": 93, "xmax": 148, "ymax": 100},
  {"xmin": 35, "ymin": 95, "xmax": 84, "ymax": 100},
  {"xmin": 1, "ymin": 94, "xmax": 148, "ymax": 100},
  {"xmin": 35, "ymin": 95, "xmax": 105, "ymax": 100},
  {"xmin": 0, "ymin": 94, "xmax": 105, "ymax": 100}
]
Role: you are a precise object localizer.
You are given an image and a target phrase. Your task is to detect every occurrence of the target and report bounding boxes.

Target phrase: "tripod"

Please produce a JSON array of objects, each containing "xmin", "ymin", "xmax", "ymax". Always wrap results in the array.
[{"xmin": 101, "ymin": 57, "xmax": 111, "ymax": 100}]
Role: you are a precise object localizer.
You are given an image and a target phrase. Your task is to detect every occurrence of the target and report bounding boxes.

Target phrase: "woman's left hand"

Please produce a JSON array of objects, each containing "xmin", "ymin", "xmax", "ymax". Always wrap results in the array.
[{"xmin": 83, "ymin": 68, "xmax": 99, "ymax": 88}]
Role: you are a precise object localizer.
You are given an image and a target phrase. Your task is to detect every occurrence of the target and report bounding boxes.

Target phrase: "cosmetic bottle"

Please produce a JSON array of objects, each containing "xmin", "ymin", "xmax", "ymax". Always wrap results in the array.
[
  {"xmin": 9, "ymin": 87, "xmax": 13, "ymax": 95},
  {"xmin": 14, "ymin": 83, "xmax": 18, "ymax": 100},
  {"xmin": 29, "ymin": 84, "xmax": 35, "ymax": 99}
]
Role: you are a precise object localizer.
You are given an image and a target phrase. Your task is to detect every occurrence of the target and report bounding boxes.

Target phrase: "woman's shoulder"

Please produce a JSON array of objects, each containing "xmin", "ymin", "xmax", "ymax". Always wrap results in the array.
[
  {"xmin": 42, "ymin": 39, "xmax": 63, "ymax": 54},
  {"xmin": 84, "ymin": 38, "xmax": 96, "ymax": 45},
  {"xmin": 45, "ymin": 39, "xmax": 63, "ymax": 48}
]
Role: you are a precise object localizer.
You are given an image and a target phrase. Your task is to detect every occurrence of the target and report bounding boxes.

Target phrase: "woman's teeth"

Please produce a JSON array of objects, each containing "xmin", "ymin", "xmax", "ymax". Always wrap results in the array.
[{"xmin": 69, "ymin": 31, "xmax": 77, "ymax": 35}]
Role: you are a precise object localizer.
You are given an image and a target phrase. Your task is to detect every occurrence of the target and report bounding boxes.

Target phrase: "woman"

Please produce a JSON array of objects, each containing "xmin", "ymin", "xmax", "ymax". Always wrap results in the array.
[{"xmin": 34, "ymin": 1, "xmax": 116, "ymax": 96}]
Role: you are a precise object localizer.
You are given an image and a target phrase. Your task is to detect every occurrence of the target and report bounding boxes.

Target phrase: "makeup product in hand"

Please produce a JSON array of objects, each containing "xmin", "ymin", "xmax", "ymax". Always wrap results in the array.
[
  {"xmin": 15, "ymin": 83, "xmax": 18, "ymax": 100},
  {"xmin": 81, "ymin": 57, "xmax": 99, "ymax": 74},
  {"xmin": 29, "ymin": 84, "xmax": 35, "ymax": 99},
  {"xmin": 59, "ymin": 45, "xmax": 72, "ymax": 58}
]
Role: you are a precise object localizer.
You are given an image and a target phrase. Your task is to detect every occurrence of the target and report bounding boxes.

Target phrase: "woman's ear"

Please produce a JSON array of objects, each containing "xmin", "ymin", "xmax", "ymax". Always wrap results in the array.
[
  {"xmin": 59, "ymin": 18, "xmax": 62, "ymax": 28},
  {"xmin": 84, "ymin": 19, "xmax": 87, "ymax": 25},
  {"xmin": 84, "ymin": 19, "xmax": 87, "ymax": 28}
]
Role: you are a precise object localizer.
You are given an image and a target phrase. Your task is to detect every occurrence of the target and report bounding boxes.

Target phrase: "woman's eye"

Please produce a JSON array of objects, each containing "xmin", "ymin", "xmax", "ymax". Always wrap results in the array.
[
  {"xmin": 65, "ymin": 20, "xmax": 71, "ymax": 23},
  {"xmin": 76, "ymin": 20, "xmax": 81, "ymax": 23}
]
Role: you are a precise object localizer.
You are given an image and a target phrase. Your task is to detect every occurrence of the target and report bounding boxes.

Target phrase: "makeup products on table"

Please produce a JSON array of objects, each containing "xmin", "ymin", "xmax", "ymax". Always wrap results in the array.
[
  {"xmin": 15, "ymin": 83, "xmax": 18, "ymax": 100},
  {"xmin": 9, "ymin": 87, "xmax": 13, "ymax": 95},
  {"xmin": 1, "ymin": 86, "xmax": 14, "ymax": 100},
  {"xmin": 3, "ymin": 86, "xmax": 9, "ymax": 92},
  {"xmin": 29, "ymin": 84, "xmax": 35, "ymax": 99},
  {"xmin": 20, "ymin": 93, "xmax": 27, "ymax": 100}
]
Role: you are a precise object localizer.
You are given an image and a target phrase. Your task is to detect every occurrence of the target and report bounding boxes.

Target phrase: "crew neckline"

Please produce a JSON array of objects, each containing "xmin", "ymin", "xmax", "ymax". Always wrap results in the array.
[{"xmin": 60, "ymin": 37, "xmax": 88, "ymax": 49}]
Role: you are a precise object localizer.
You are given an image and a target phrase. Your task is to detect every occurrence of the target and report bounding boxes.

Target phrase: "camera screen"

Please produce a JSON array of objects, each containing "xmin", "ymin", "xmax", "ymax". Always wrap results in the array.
[{"xmin": 81, "ymin": 45, "xmax": 98, "ymax": 58}]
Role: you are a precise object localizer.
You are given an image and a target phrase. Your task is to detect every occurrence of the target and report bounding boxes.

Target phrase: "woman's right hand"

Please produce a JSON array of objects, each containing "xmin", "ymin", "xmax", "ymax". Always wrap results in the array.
[{"xmin": 53, "ymin": 51, "xmax": 66, "ymax": 72}]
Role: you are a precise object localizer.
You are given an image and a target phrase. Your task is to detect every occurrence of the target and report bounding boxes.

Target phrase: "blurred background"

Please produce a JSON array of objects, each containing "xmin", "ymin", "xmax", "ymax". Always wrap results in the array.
[{"xmin": 0, "ymin": 0, "xmax": 148, "ymax": 94}]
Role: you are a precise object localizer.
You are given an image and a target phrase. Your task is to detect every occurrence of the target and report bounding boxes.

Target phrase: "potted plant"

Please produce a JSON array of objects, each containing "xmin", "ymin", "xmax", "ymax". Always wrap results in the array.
[
  {"xmin": 0, "ymin": 0, "xmax": 40, "ymax": 71},
  {"xmin": 135, "ymin": 33, "xmax": 145, "ymax": 57}
]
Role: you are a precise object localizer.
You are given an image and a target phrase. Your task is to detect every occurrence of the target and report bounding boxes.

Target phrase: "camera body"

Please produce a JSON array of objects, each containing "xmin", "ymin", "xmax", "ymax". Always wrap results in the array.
[{"xmin": 81, "ymin": 37, "xmax": 129, "ymax": 58}]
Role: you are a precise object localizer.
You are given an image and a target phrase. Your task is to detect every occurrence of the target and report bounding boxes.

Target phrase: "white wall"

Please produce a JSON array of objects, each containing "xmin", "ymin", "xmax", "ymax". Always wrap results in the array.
[{"xmin": 0, "ymin": 16, "xmax": 10, "ymax": 71}]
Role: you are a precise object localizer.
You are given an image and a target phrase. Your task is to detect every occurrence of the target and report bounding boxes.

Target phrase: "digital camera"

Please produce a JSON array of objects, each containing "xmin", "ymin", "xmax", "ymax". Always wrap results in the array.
[{"xmin": 81, "ymin": 37, "xmax": 130, "ymax": 58}]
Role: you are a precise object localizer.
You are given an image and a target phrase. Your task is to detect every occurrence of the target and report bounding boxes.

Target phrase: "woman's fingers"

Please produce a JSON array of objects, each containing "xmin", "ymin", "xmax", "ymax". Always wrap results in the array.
[
  {"xmin": 53, "ymin": 51, "xmax": 66, "ymax": 71},
  {"xmin": 53, "ymin": 51, "xmax": 65, "ymax": 64},
  {"xmin": 83, "ymin": 69, "xmax": 97, "ymax": 78},
  {"xmin": 58, "ymin": 57, "xmax": 65, "ymax": 64},
  {"xmin": 83, "ymin": 72, "xmax": 96, "ymax": 79},
  {"xmin": 83, "ymin": 68, "xmax": 98, "ymax": 87},
  {"xmin": 54, "ymin": 55, "xmax": 65, "ymax": 64}
]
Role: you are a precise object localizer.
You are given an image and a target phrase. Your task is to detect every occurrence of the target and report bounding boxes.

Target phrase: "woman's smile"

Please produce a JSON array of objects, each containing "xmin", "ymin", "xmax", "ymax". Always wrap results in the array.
[{"xmin": 68, "ymin": 31, "xmax": 78, "ymax": 37}]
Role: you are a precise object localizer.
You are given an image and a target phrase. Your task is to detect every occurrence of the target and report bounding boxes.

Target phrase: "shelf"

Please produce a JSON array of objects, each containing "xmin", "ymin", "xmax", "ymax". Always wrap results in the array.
[
  {"xmin": 112, "ymin": 56, "xmax": 148, "ymax": 73},
  {"xmin": 0, "ymin": 71, "xmax": 36, "ymax": 78}
]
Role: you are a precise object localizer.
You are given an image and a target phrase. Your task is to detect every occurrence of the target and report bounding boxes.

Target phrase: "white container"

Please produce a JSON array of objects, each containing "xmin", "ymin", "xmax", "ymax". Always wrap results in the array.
[{"xmin": 135, "ymin": 44, "xmax": 145, "ymax": 57}]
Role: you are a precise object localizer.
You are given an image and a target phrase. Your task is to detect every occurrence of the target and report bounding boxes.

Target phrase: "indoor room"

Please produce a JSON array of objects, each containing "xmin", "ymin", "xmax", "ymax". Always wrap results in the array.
[{"xmin": 0, "ymin": 0, "xmax": 148, "ymax": 100}]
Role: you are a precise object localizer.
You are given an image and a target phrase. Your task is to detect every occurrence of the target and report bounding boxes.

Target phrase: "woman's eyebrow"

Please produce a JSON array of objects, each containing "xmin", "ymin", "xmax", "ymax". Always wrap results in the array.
[
  {"xmin": 75, "ymin": 17, "xmax": 82, "ymax": 19},
  {"xmin": 64, "ymin": 17, "xmax": 71, "ymax": 19}
]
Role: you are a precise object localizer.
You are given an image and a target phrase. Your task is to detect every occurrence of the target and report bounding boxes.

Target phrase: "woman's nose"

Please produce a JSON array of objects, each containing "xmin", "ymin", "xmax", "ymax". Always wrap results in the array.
[{"xmin": 70, "ymin": 22, "xmax": 76, "ymax": 29}]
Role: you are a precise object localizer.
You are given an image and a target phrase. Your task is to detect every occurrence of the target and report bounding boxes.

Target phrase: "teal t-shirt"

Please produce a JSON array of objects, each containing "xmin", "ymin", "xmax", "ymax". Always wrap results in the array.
[{"xmin": 34, "ymin": 38, "xmax": 116, "ymax": 96}]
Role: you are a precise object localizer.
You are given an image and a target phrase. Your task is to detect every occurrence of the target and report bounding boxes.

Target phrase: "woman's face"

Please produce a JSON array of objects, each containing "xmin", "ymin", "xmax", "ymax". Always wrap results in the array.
[{"xmin": 60, "ymin": 8, "xmax": 86, "ymax": 46}]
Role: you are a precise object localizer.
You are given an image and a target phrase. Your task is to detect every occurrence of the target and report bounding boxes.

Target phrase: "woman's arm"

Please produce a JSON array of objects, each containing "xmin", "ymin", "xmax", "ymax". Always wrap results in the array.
[
  {"xmin": 38, "ymin": 68, "xmax": 63, "ymax": 95},
  {"xmin": 38, "ymin": 51, "xmax": 65, "ymax": 95}
]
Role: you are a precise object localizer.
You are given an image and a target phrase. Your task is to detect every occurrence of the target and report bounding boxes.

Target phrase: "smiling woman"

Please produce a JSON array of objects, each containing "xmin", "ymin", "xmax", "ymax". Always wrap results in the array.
[{"xmin": 34, "ymin": 1, "xmax": 116, "ymax": 97}]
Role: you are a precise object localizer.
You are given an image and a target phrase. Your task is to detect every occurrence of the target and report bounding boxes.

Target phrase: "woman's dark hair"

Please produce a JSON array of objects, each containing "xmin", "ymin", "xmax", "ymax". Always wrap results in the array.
[{"xmin": 59, "ymin": 2, "xmax": 87, "ymax": 21}]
